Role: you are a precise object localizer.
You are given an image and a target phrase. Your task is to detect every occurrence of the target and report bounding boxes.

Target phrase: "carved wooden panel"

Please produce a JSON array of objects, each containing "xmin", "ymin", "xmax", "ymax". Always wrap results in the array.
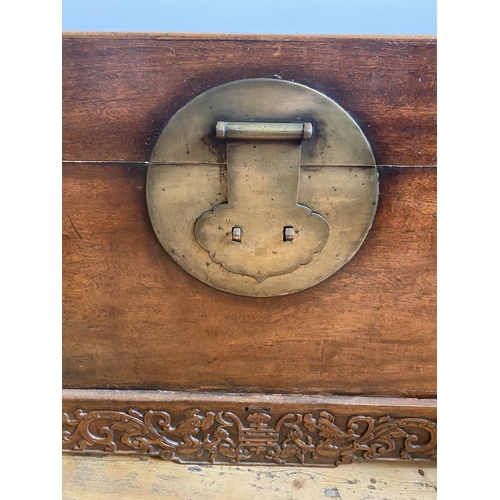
[{"xmin": 62, "ymin": 391, "xmax": 436, "ymax": 467}]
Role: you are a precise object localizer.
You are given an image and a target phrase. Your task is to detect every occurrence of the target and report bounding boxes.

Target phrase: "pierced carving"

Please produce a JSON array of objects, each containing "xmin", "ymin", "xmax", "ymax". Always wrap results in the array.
[{"xmin": 62, "ymin": 408, "xmax": 436, "ymax": 466}]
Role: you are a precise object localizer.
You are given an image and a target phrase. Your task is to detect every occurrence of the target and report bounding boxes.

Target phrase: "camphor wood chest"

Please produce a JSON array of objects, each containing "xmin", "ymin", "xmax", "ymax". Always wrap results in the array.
[{"xmin": 62, "ymin": 33, "xmax": 436, "ymax": 467}]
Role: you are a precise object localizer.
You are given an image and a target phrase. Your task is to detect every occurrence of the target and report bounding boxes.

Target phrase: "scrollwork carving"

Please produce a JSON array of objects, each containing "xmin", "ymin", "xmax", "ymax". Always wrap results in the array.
[{"xmin": 62, "ymin": 408, "xmax": 436, "ymax": 466}]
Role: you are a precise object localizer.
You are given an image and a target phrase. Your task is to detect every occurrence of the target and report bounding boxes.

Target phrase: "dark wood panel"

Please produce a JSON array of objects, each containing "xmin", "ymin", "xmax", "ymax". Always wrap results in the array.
[
  {"xmin": 62, "ymin": 34, "xmax": 436, "ymax": 166},
  {"xmin": 62, "ymin": 163, "xmax": 436, "ymax": 397}
]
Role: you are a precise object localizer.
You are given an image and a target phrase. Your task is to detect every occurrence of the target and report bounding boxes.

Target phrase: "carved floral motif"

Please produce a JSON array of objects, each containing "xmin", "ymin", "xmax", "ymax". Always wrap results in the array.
[{"xmin": 62, "ymin": 408, "xmax": 436, "ymax": 466}]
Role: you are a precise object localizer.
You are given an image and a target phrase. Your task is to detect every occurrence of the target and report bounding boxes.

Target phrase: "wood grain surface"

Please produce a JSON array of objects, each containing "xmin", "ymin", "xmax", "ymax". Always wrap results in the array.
[
  {"xmin": 62, "ymin": 164, "xmax": 436, "ymax": 397},
  {"xmin": 63, "ymin": 454, "xmax": 437, "ymax": 500},
  {"xmin": 62, "ymin": 34, "xmax": 436, "ymax": 166}
]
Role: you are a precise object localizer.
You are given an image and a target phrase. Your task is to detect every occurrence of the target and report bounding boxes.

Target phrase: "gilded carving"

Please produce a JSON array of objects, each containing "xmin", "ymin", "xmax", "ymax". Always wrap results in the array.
[{"xmin": 62, "ymin": 408, "xmax": 436, "ymax": 466}]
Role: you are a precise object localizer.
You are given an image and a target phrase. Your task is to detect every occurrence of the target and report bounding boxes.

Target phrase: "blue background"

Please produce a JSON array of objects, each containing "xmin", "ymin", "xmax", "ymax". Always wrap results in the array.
[{"xmin": 62, "ymin": 0, "xmax": 436, "ymax": 34}]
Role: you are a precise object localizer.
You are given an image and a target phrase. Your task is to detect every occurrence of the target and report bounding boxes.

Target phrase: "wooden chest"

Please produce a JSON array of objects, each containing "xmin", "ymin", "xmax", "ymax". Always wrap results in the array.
[{"xmin": 62, "ymin": 33, "xmax": 436, "ymax": 467}]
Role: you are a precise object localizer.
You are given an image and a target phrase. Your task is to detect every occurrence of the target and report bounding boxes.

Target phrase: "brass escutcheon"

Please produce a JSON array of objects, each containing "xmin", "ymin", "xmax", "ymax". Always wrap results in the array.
[
  {"xmin": 146, "ymin": 79, "xmax": 378, "ymax": 297},
  {"xmin": 194, "ymin": 121, "xmax": 330, "ymax": 283}
]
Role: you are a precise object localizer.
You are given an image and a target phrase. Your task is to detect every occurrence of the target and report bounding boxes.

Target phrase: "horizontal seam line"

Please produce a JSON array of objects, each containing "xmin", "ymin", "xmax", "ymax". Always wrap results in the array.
[{"xmin": 62, "ymin": 160, "xmax": 436, "ymax": 168}]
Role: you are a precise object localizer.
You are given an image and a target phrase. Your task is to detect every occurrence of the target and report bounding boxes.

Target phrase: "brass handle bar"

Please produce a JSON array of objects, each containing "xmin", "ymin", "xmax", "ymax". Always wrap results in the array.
[{"xmin": 216, "ymin": 121, "xmax": 313, "ymax": 141}]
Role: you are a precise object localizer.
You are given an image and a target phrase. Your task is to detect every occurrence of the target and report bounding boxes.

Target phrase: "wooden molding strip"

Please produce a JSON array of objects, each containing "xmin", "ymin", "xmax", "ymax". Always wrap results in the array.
[
  {"xmin": 63, "ymin": 390, "xmax": 436, "ymax": 467},
  {"xmin": 62, "ymin": 33, "xmax": 436, "ymax": 42}
]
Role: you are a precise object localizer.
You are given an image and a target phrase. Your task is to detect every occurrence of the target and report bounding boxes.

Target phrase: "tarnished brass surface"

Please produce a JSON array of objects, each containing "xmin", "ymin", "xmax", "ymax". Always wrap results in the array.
[
  {"xmin": 146, "ymin": 79, "xmax": 378, "ymax": 297},
  {"xmin": 195, "ymin": 132, "xmax": 330, "ymax": 283},
  {"xmin": 216, "ymin": 121, "xmax": 313, "ymax": 141}
]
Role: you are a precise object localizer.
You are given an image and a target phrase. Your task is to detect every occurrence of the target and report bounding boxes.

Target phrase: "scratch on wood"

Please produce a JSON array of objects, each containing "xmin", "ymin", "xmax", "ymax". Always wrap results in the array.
[{"xmin": 67, "ymin": 213, "xmax": 83, "ymax": 239}]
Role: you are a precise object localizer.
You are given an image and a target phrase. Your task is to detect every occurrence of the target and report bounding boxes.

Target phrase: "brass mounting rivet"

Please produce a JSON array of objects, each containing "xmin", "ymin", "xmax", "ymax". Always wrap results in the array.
[
  {"xmin": 232, "ymin": 227, "xmax": 242, "ymax": 242},
  {"xmin": 283, "ymin": 226, "xmax": 294, "ymax": 241}
]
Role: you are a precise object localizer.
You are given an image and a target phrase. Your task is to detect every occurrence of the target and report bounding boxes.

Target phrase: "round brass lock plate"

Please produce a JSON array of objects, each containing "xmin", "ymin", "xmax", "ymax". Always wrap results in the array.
[{"xmin": 146, "ymin": 79, "xmax": 378, "ymax": 297}]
